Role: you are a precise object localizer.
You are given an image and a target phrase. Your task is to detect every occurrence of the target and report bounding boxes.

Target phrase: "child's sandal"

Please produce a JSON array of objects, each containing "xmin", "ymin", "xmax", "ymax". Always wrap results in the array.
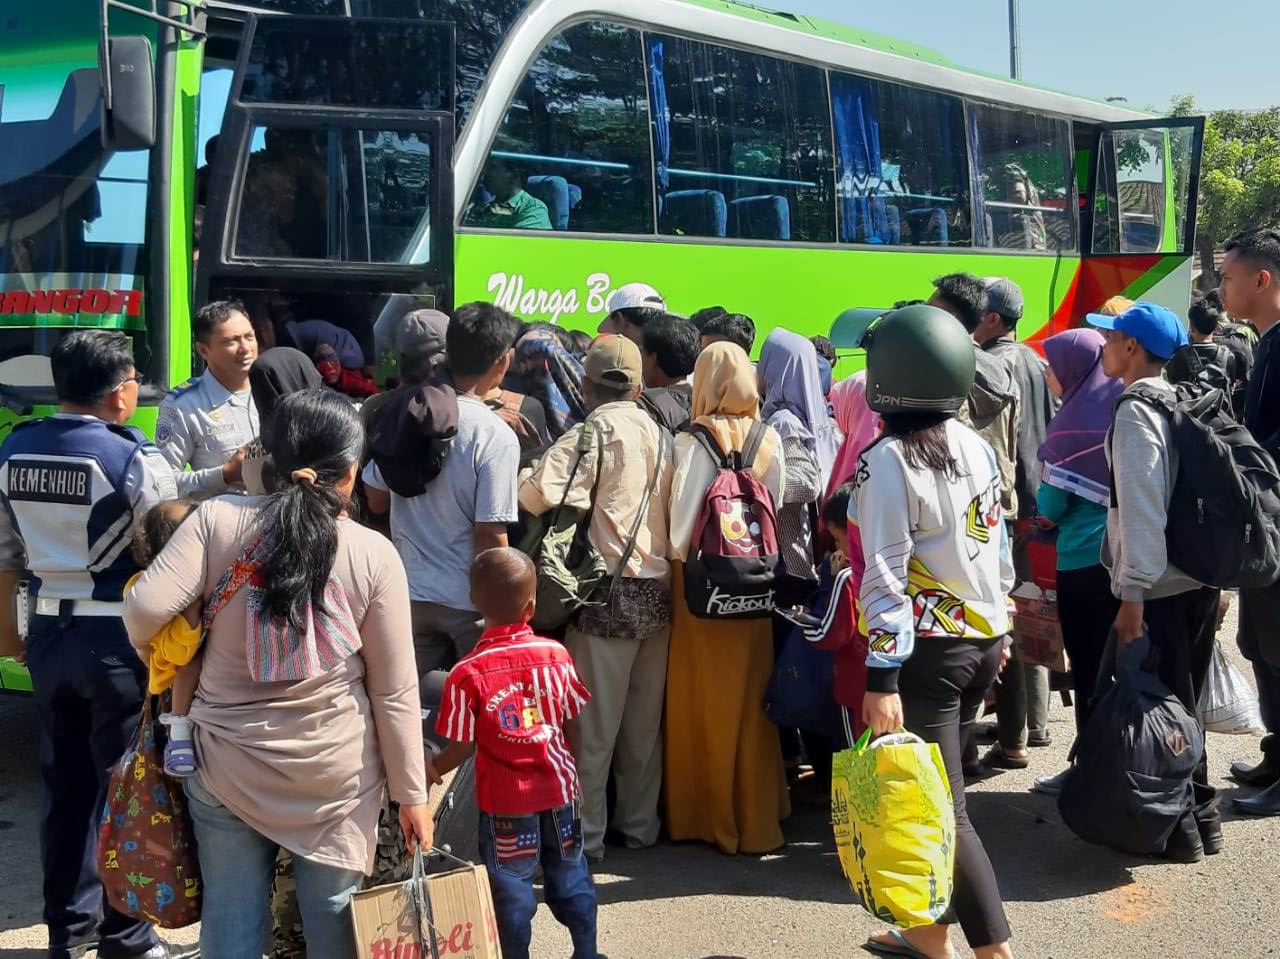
[{"xmin": 164, "ymin": 739, "xmax": 197, "ymax": 778}]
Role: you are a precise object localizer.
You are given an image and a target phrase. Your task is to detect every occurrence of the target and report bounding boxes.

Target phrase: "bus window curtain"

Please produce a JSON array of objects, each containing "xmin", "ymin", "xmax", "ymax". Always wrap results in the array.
[
  {"xmin": 648, "ymin": 38, "xmax": 670, "ymax": 214},
  {"xmin": 832, "ymin": 77, "xmax": 886, "ymax": 244},
  {"xmin": 967, "ymin": 107, "xmax": 990, "ymax": 247}
]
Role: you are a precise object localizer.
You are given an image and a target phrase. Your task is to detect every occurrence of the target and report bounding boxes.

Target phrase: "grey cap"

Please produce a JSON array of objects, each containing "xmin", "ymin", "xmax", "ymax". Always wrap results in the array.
[
  {"xmin": 982, "ymin": 277, "xmax": 1025, "ymax": 322},
  {"xmin": 396, "ymin": 309, "xmax": 449, "ymax": 357}
]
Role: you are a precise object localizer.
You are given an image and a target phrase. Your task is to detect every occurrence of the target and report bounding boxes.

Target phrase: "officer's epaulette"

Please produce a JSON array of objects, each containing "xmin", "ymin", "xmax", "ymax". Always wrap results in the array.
[{"xmin": 165, "ymin": 377, "xmax": 200, "ymax": 399}]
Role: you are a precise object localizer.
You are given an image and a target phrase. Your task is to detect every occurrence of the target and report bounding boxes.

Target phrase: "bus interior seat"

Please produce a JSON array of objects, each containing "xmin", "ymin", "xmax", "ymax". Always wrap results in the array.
[
  {"xmin": 729, "ymin": 195, "xmax": 791, "ymax": 241},
  {"xmin": 525, "ymin": 175, "xmax": 582, "ymax": 231},
  {"xmin": 841, "ymin": 199, "xmax": 901, "ymax": 244},
  {"xmin": 884, "ymin": 204, "xmax": 901, "ymax": 244},
  {"xmin": 906, "ymin": 208, "xmax": 948, "ymax": 246},
  {"xmin": 662, "ymin": 189, "xmax": 727, "ymax": 237}
]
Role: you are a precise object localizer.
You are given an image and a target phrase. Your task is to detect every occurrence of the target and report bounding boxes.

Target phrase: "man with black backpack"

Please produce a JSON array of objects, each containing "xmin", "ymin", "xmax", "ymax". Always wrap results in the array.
[
  {"xmin": 1219, "ymin": 228, "xmax": 1280, "ymax": 815},
  {"xmin": 364, "ymin": 303, "xmax": 522, "ymax": 687},
  {"xmin": 1090, "ymin": 302, "xmax": 1223, "ymax": 861},
  {"xmin": 1169, "ymin": 291, "xmax": 1253, "ymax": 418}
]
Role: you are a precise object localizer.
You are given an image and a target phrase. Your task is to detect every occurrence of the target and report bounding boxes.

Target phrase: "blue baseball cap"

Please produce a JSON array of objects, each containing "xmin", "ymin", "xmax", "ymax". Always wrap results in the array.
[{"xmin": 1086, "ymin": 302, "xmax": 1189, "ymax": 360}]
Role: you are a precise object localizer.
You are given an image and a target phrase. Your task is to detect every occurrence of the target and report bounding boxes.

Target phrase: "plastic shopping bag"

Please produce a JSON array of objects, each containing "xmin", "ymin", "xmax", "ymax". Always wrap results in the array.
[
  {"xmin": 831, "ymin": 729, "xmax": 955, "ymax": 929},
  {"xmin": 1198, "ymin": 641, "xmax": 1265, "ymax": 735}
]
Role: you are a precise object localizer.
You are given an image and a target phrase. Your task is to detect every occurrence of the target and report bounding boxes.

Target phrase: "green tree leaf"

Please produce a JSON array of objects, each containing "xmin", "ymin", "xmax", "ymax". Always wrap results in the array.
[{"xmin": 1176, "ymin": 95, "xmax": 1280, "ymax": 287}]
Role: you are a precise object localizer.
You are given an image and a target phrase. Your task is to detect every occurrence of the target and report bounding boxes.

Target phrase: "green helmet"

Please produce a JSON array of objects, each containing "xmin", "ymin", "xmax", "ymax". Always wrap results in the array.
[{"xmin": 863, "ymin": 304, "xmax": 975, "ymax": 415}]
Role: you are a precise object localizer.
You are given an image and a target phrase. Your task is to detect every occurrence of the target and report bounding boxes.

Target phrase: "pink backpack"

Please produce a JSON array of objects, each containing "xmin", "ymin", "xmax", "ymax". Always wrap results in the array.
[{"xmin": 684, "ymin": 423, "xmax": 783, "ymax": 619}]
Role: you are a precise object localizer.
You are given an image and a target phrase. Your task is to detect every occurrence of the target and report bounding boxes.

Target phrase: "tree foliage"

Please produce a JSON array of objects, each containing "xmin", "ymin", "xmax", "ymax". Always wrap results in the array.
[{"xmin": 1172, "ymin": 95, "xmax": 1280, "ymax": 286}]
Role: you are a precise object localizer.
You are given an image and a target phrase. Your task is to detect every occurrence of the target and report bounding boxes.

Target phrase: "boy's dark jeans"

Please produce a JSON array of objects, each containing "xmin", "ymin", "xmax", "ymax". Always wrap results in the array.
[{"xmin": 479, "ymin": 800, "xmax": 598, "ymax": 959}]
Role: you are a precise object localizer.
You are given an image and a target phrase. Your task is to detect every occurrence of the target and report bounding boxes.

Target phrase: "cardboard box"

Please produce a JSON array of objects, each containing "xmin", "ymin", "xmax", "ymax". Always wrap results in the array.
[
  {"xmin": 1010, "ymin": 582, "xmax": 1070, "ymax": 674},
  {"xmin": 351, "ymin": 863, "xmax": 502, "ymax": 959}
]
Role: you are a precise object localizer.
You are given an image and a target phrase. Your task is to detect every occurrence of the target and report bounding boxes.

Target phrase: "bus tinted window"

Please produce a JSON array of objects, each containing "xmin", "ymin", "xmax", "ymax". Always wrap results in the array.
[
  {"xmin": 240, "ymin": 20, "xmax": 452, "ymax": 112},
  {"xmin": 831, "ymin": 74, "xmax": 970, "ymax": 247},
  {"xmin": 234, "ymin": 125, "xmax": 432, "ymax": 263},
  {"xmin": 648, "ymin": 36, "xmax": 835, "ymax": 243},
  {"xmin": 364, "ymin": 0, "xmax": 532, "ymax": 131},
  {"xmin": 971, "ymin": 104, "xmax": 1075, "ymax": 252},
  {"xmin": 463, "ymin": 22, "xmax": 653, "ymax": 235}
]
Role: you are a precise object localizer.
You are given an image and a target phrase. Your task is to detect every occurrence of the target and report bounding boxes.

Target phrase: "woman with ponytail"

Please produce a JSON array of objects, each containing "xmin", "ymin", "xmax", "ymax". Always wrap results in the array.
[{"xmin": 125, "ymin": 388, "xmax": 430, "ymax": 959}]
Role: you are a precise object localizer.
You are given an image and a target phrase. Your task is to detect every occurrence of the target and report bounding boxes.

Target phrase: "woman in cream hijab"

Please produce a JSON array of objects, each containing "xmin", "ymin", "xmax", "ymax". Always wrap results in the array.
[{"xmin": 665, "ymin": 342, "xmax": 790, "ymax": 855}]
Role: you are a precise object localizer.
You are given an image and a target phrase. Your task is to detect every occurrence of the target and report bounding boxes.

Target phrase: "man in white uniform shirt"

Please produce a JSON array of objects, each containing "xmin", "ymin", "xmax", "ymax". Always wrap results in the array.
[{"xmin": 156, "ymin": 300, "xmax": 259, "ymax": 498}]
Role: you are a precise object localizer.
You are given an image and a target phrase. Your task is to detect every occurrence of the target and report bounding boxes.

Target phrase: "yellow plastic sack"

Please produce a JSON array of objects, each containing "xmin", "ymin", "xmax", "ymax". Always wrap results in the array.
[{"xmin": 832, "ymin": 729, "xmax": 955, "ymax": 928}]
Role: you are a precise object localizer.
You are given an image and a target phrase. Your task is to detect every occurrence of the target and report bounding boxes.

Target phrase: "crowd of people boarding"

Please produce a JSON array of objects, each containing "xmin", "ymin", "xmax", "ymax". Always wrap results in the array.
[{"xmin": 4, "ymin": 229, "xmax": 1280, "ymax": 959}]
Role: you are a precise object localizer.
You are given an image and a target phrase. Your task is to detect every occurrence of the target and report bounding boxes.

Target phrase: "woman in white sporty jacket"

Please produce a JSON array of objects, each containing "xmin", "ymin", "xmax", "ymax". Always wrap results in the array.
[{"xmin": 854, "ymin": 304, "xmax": 1015, "ymax": 959}]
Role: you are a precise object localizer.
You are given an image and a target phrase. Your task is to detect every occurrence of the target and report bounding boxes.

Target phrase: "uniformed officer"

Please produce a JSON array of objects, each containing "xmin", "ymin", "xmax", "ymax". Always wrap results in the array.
[
  {"xmin": 156, "ymin": 300, "xmax": 259, "ymax": 498},
  {"xmin": 0, "ymin": 331, "xmax": 179, "ymax": 959}
]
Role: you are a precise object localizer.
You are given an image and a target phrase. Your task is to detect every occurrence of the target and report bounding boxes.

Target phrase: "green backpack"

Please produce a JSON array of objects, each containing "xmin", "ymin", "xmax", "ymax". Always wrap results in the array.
[{"xmin": 519, "ymin": 420, "xmax": 609, "ymax": 631}]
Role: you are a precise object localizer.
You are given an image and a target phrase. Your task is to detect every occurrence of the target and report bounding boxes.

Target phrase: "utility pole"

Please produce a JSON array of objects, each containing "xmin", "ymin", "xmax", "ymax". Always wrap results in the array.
[{"xmin": 1008, "ymin": 0, "xmax": 1022, "ymax": 80}]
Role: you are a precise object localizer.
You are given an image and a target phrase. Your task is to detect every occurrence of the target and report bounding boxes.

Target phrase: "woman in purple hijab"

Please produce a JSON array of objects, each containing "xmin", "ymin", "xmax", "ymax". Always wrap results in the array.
[{"xmin": 1032, "ymin": 327, "xmax": 1124, "ymax": 797}]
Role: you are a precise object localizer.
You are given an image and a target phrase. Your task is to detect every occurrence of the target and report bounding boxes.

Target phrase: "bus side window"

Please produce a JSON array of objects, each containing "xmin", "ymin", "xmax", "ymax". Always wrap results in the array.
[
  {"xmin": 233, "ymin": 123, "xmax": 433, "ymax": 265},
  {"xmin": 830, "ymin": 72, "xmax": 971, "ymax": 248},
  {"xmin": 1093, "ymin": 126, "xmax": 1194, "ymax": 255},
  {"xmin": 463, "ymin": 21, "xmax": 653, "ymax": 236},
  {"xmin": 970, "ymin": 104, "xmax": 1076, "ymax": 253},
  {"xmin": 647, "ymin": 35, "xmax": 835, "ymax": 244}
]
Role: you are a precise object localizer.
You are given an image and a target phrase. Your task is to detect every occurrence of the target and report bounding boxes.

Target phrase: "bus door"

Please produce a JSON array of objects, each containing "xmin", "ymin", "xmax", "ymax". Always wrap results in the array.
[
  {"xmin": 1078, "ymin": 116, "xmax": 1204, "ymax": 318},
  {"xmin": 196, "ymin": 14, "xmax": 455, "ymax": 369}
]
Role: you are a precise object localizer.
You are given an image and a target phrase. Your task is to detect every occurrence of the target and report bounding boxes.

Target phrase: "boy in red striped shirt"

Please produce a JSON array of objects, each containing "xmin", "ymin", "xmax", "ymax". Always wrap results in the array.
[{"xmin": 428, "ymin": 548, "xmax": 599, "ymax": 959}]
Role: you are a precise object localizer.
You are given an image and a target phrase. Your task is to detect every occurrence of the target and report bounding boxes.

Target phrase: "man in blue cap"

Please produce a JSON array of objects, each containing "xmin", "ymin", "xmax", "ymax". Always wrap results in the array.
[{"xmin": 1090, "ymin": 301, "xmax": 1222, "ymax": 862}]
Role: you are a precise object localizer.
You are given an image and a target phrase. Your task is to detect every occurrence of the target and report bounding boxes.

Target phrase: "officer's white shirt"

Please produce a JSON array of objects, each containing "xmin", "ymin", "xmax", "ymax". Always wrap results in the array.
[
  {"xmin": 0, "ymin": 415, "xmax": 177, "ymax": 596},
  {"xmin": 156, "ymin": 367, "xmax": 259, "ymax": 499}
]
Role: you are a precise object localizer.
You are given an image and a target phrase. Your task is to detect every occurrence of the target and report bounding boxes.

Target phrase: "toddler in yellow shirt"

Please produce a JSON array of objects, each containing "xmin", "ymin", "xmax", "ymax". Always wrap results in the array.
[{"xmin": 129, "ymin": 499, "xmax": 203, "ymax": 777}]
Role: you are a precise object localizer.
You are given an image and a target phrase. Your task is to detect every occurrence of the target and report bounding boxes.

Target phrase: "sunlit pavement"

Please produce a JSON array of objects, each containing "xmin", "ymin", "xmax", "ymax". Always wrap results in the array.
[{"xmin": 2, "ymin": 603, "xmax": 1276, "ymax": 959}]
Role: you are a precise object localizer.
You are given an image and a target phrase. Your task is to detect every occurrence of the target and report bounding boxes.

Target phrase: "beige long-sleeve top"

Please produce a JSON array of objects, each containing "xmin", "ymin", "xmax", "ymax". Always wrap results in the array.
[
  {"xmin": 519, "ymin": 401, "xmax": 674, "ymax": 583},
  {"xmin": 122, "ymin": 496, "xmax": 426, "ymax": 874},
  {"xmin": 667, "ymin": 427, "xmax": 786, "ymax": 562}
]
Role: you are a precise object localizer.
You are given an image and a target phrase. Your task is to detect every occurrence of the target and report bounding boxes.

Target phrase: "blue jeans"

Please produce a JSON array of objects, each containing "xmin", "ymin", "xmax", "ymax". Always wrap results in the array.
[
  {"xmin": 478, "ymin": 800, "xmax": 598, "ymax": 959},
  {"xmin": 184, "ymin": 776, "xmax": 363, "ymax": 959}
]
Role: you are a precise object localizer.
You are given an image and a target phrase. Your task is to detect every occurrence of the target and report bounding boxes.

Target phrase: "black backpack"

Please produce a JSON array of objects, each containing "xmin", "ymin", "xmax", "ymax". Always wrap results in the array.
[
  {"xmin": 1058, "ymin": 633, "xmax": 1203, "ymax": 856},
  {"xmin": 366, "ymin": 378, "xmax": 459, "ymax": 498},
  {"xmin": 1166, "ymin": 342, "xmax": 1233, "ymax": 396},
  {"xmin": 1113, "ymin": 378, "xmax": 1280, "ymax": 590}
]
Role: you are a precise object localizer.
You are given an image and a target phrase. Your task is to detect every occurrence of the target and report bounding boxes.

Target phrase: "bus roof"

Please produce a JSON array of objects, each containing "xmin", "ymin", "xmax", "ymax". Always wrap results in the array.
[
  {"xmin": 678, "ymin": 0, "xmax": 960, "ymax": 68},
  {"xmin": 677, "ymin": 0, "xmax": 1154, "ymax": 121}
]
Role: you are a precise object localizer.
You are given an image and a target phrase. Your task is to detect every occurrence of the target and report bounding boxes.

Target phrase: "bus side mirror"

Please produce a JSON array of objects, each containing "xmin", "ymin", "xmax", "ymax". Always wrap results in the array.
[{"xmin": 100, "ymin": 36, "xmax": 156, "ymax": 151}]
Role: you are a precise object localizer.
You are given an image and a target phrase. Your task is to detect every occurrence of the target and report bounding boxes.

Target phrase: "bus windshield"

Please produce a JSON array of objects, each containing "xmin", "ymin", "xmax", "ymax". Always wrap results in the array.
[{"xmin": 0, "ymin": 61, "xmax": 154, "ymax": 395}]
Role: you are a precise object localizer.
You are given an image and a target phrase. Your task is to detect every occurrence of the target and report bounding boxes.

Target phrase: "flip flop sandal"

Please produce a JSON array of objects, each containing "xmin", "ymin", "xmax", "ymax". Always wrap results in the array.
[
  {"xmin": 164, "ymin": 738, "xmax": 197, "ymax": 778},
  {"xmin": 862, "ymin": 929, "xmax": 933, "ymax": 958},
  {"xmin": 981, "ymin": 744, "xmax": 1030, "ymax": 770}
]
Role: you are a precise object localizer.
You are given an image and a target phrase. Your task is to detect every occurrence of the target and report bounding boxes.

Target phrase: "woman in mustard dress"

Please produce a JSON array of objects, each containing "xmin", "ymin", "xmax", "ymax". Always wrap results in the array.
[{"xmin": 664, "ymin": 342, "xmax": 790, "ymax": 854}]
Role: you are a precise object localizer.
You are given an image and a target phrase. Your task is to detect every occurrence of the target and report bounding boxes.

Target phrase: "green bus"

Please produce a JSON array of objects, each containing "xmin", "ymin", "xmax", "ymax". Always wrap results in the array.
[{"xmin": 0, "ymin": 0, "xmax": 1203, "ymax": 691}]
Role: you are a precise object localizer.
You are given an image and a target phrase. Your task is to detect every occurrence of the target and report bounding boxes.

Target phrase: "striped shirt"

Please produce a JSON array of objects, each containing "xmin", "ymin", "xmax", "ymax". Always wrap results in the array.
[{"xmin": 436, "ymin": 623, "xmax": 590, "ymax": 815}]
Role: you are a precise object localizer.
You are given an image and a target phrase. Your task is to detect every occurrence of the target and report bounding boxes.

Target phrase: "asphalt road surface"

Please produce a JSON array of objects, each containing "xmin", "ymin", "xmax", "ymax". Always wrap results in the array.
[{"xmin": 2, "ymin": 604, "xmax": 1277, "ymax": 959}]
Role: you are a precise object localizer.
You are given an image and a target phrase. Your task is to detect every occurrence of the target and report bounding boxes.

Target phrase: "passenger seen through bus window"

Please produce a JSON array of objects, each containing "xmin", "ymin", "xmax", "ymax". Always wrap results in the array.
[{"xmin": 466, "ymin": 159, "xmax": 553, "ymax": 231}]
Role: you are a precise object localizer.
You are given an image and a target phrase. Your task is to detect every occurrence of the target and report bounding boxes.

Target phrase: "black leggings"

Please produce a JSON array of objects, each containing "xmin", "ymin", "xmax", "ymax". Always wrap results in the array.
[
  {"xmin": 899, "ymin": 636, "xmax": 1011, "ymax": 949},
  {"xmin": 1056, "ymin": 564, "xmax": 1120, "ymax": 734}
]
